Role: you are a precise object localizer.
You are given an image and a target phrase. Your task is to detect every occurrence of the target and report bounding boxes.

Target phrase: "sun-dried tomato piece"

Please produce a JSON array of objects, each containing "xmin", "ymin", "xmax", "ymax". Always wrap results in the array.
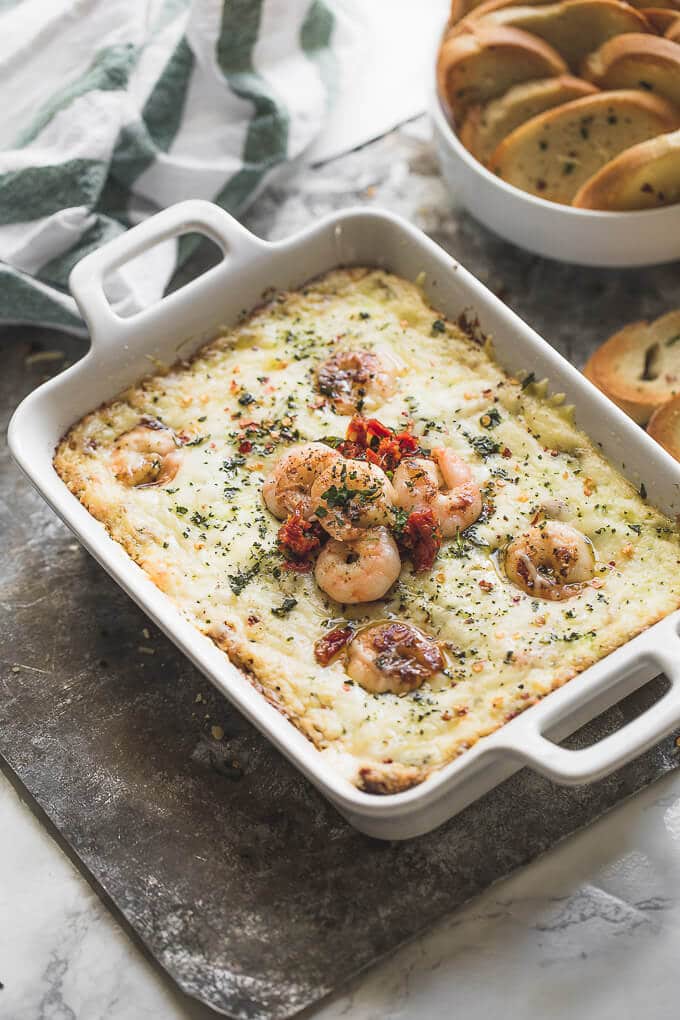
[
  {"xmin": 277, "ymin": 508, "xmax": 325, "ymax": 572},
  {"xmin": 398, "ymin": 507, "xmax": 442, "ymax": 571},
  {"xmin": 339, "ymin": 415, "xmax": 421, "ymax": 472},
  {"xmin": 314, "ymin": 626, "xmax": 353, "ymax": 666}
]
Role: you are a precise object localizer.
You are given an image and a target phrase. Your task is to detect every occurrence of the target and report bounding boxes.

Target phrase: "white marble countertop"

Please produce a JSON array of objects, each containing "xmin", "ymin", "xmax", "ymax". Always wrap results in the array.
[
  {"xmin": 4, "ymin": 763, "xmax": 680, "ymax": 1019},
  {"xmin": 4, "ymin": 117, "xmax": 680, "ymax": 1019}
]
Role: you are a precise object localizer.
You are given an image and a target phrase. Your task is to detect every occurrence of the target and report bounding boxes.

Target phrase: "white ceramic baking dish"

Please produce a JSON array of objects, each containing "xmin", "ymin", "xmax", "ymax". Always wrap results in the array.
[{"xmin": 9, "ymin": 200, "xmax": 680, "ymax": 840}]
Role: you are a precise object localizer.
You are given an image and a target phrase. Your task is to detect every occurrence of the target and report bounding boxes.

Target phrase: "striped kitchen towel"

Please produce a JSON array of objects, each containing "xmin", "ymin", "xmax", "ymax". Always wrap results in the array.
[{"xmin": 0, "ymin": 0, "xmax": 350, "ymax": 335}]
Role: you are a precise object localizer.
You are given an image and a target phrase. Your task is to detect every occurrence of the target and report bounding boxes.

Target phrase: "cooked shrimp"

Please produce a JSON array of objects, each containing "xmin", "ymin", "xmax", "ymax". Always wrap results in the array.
[
  {"xmin": 111, "ymin": 419, "xmax": 181, "ymax": 487},
  {"xmin": 311, "ymin": 458, "xmax": 396, "ymax": 541},
  {"xmin": 505, "ymin": 520, "xmax": 596, "ymax": 600},
  {"xmin": 262, "ymin": 442, "xmax": 340, "ymax": 520},
  {"xmin": 314, "ymin": 527, "xmax": 401, "ymax": 604},
  {"xmin": 345, "ymin": 621, "xmax": 444, "ymax": 693},
  {"xmin": 392, "ymin": 448, "xmax": 482, "ymax": 537},
  {"xmin": 316, "ymin": 347, "xmax": 402, "ymax": 414}
]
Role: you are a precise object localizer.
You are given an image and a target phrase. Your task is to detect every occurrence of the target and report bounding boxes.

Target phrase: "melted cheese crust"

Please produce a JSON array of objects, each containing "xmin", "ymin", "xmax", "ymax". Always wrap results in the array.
[{"xmin": 55, "ymin": 268, "xmax": 680, "ymax": 793}]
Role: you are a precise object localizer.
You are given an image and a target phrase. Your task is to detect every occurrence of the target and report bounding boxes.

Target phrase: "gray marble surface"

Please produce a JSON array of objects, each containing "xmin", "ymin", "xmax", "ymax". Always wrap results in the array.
[{"xmin": 3, "ymin": 116, "xmax": 680, "ymax": 1019}]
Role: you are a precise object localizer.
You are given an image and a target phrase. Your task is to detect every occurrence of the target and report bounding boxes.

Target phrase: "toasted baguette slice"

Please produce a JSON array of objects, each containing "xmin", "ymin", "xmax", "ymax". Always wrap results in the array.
[
  {"xmin": 642, "ymin": 6, "xmax": 680, "ymax": 30},
  {"xmin": 647, "ymin": 393, "xmax": 680, "ymax": 460},
  {"xmin": 666, "ymin": 15, "xmax": 680, "ymax": 36},
  {"xmin": 573, "ymin": 128, "xmax": 680, "ymax": 207},
  {"xmin": 448, "ymin": 0, "xmax": 552, "ymax": 25},
  {"xmin": 461, "ymin": 0, "xmax": 653, "ymax": 68},
  {"xmin": 437, "ymin": 25, "xmax": 568, "ymax": 121},
  {"xmin": 460, "ymin": 75, "xmax": 598, "ymax": 164},
  {"xmin": 584, "ymin": 311, "xmax": 680, "ymax": 424},
  {"xmin": 489, "ymin": 90, "xmax": 679, "ymax": 204},
  {"xmin": 627, "ymin": 0, "xmax": 680, "ymax": 8},
  {"xmin": 582, "ymin": 34, "xmax": 680, "ymax": 107}
]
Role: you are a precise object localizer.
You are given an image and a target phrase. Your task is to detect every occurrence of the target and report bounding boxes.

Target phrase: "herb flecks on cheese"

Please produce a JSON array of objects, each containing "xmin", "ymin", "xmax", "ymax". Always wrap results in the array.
[{"xmin": 54, "ymin": 268, "xmax": 680, "ymax": 793}]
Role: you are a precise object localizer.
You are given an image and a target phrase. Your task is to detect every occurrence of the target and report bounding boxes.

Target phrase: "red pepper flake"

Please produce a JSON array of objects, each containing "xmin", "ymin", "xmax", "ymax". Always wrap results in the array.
[
  {"xmin": 314, "ymin": 626, "xmax": 353, "ymax": 666},
  {"xmin": 277, "ymin": 508, "xmax": 325, "ymax": 572},
  {"xmin": 238, "ymin": 439, "xmax": 252, "ymax": 454},
  {"xmin": 247, "ymin": 615, "xmax": 260, "ymax": 625},
  {"xmin": 398, "ymin": 507, "xmax": 442, "ymax": 571},
  {"xmin": 501, "ymin": 446, "xmax": 512, "ymax": 459},
  {"xmin": 478, "ymin": 579, "xmax": 494, "ymax": 592}
]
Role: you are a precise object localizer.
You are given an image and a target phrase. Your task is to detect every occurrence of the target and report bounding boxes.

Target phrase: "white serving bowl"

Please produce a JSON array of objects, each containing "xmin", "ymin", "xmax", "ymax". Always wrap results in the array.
[{"xmin": 430, "ymin": 84, "xmax": 680, "ymax": 267}]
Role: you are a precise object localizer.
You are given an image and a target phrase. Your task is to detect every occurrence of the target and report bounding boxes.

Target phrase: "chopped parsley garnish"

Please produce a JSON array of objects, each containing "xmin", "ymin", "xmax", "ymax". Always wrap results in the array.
[
  {"xmin": 391, "ymin": 506, "xmax": 410, "ymax": 533},
  {"xmin": 221, "ymin": 455, "xmax": 246, "ymax": 472},
  {"xmin": 431, "ymin": 319, "xmax": 446, "ymax": 334},
  {"xmin": 174, "ymin": 505, "xmax": 189, "ymax": 515},
  {"xmin": 228, "ymin": 563, "xmax": 260, "ymax": 596},
  {"xmin": 184, "ymin": 434, "xmax": 209, "ymax": 446},
  {"xmin": 480, "ymin": 407, "xmax": 501, "ymax": 429},
  {"xmin": 465, "ymin": 432, "xmax": 501, "ymax": 459},
  {"xmin": 238, "ymin": 391, "xmax": 255, "ymax": 406},
  {"xmin": 521, "ymin": 372, "xmax": 536, "ymax": 390},
  {"xmin": 320, "ymin": 483, "xmax": 379, "ymax": 508},
  {"xmin": 271, "ymin": 597, "xmax": 298, "ymax": 617}
]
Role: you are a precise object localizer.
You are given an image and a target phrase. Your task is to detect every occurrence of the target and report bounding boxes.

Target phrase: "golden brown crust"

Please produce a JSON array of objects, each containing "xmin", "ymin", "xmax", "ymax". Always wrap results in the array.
[
  {"xmin": 583, "ymin": 310, "xmax": 680, "ymax": 423},
  {"xmin": 437, "ymin": 24, "xmax": 567, "ymax": 122},
  {"xmin": 489, "ymin": 89, "xmax": 679, "ymax": 204},
  {"xmin": 647, "ymin": 393, "xmax": 680, "ymax": 459},
  {"xmin": 573, "ymin": 128, "xmax": 680, "ymax": 209},
  {"xmin": 641, "ymin": 7, "xmax": 680, "ymax": 31},
  {"xmin": 358, "ymin": 763, "xmax": 428, "ymax": 795},
  {"xmin": 581, "ymin": 33, "xmax": 680, "ymax": 108}
]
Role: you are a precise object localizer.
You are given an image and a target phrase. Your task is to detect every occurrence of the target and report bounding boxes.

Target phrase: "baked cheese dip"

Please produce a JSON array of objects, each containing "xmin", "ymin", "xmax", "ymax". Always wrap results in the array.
[{"xmin": 54, "ymin": 268, "xmax": 680, "ymax": 794}]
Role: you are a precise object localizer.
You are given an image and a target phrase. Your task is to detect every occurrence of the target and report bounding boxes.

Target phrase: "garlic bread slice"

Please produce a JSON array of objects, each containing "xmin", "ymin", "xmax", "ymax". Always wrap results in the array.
[
  {"xmin": 460, "ymin": 75, "xmax": 598, "ymax": 164},
  {"xmin": 642, "ymin": 7, "xmax": 680, "ymax": 31},
  {"xmin": 582, "ymin": 34, "xmax": 680, "ymax": 107},
  {"xmin": 584, "ymin": 310, "xmax": 680, "ymax": 424},
  {"xmin": 463, "ymin": 0, "xmax": 653, "ymax": 68},
  {"xmin": 489, "ymin": 89, "xmax": 679, "ymax": 203},
  {"xmin": 437, "ymin": 25, "xmax": 568, "ymax": 121},
  {"xmin": 648, "ymin": 392, "xmax": 680, "ymax": 460},
  {"xmin": 573, "ymin": 128, "xmax": 680, "ymax": 207}
]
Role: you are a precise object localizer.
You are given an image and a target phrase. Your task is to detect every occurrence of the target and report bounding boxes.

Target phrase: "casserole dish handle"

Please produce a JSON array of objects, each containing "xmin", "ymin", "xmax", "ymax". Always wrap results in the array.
[
  {"xmin": 500, "ymin": 616, "xmax": 680, "ymax": 785},
  {"xmin": 69, "ymin": 199, "xmax": 266, "ymax": 344}
]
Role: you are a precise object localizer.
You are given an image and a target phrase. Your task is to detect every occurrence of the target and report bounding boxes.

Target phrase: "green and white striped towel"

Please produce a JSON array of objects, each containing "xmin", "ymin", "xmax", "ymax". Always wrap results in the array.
[{"xmin": 0, "ymin": 0, "xmax": 347, "ymax": 335}]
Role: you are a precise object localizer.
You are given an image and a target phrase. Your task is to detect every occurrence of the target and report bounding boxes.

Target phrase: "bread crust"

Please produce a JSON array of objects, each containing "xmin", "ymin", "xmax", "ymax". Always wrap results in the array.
[
  {"xmin": 648, "ymin": 393, "xmax": 680, "ymax": 460},
  {"xmin": 489, "ymin": 89, "xmax": 679, "ymax": 203},
  {"xmin": 642, "ymin": 6, "xmax": 680, "ymax": 31},
  {"xmin": 584, "ymin": 311, "xmax": 680, "ymax": 423},
  {"xmin": 582, "ymin": 33, "xmax": 680, "ymax": 107},
  {"xmin": 437, "ymin": 24, "xmax": 567, "ymax": 121},
  {"xmin": 573, "ymin": 127, "xmax": 680, "ymax": 208}
]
